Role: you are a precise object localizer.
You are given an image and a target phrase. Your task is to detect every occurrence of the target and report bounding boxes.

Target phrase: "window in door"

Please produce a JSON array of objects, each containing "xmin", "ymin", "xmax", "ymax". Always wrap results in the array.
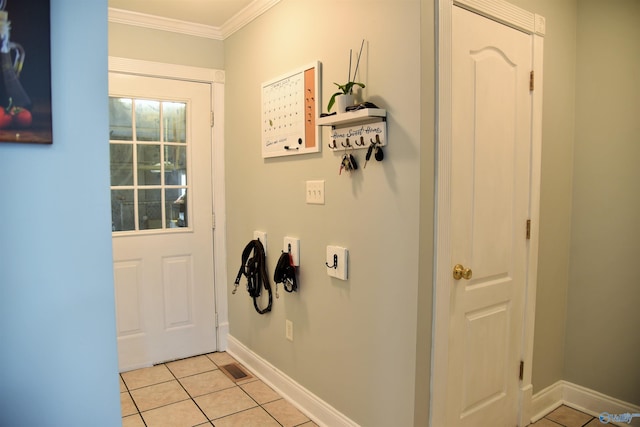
[{"xmin": 109, "ymin": 97, "xmax": 189, "ymax": 233}]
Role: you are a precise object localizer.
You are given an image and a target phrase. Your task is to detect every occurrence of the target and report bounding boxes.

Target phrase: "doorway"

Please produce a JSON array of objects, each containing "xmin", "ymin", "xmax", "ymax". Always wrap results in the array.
[
  {"xmin": 431, "ymin": 1, "xmax": 545, "ymax": 425},
  {"xmin": 108, "ymin": 58, "xmax": 229, "ymax": 371}
]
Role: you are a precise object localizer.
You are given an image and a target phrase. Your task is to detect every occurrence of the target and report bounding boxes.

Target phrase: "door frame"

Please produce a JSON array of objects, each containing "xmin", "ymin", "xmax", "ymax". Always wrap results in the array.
[
  {"xmin": 430, "ymin": 1, "xmax": 545, "ymax": 426},
  {"xmin": 108, "ymin": 57, "xmax": 229, "ymax": 351}
]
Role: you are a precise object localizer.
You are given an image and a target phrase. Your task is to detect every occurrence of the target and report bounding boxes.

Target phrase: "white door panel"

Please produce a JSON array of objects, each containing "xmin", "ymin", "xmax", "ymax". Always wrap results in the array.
[
  {"xmin": 447, "ymin": 5, "xmax": 533, "ymax": 426},
  {"xmin": 110, "ymin": 74, "xmax": 216, "ymax": 371}
]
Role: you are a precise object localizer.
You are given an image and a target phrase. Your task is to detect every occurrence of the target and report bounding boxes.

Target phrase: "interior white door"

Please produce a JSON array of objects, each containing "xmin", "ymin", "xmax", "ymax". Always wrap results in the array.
[
  {"xmin": 109, "ymin": 73, "xmax": 217, "ymax": 371},
  {"xmin": 446, "ymin": 5, "xmax": 533, "ymax": 426}
]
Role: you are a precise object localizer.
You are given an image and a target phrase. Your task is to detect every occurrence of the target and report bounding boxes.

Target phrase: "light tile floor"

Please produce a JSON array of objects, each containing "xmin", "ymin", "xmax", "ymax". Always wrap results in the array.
[
  {"xmin": 121, "ymin": 353, "xmax": 599, "ymax": 427},
  {"xmin": 530, "ymin": 405, "xmax": 601, "ymax": 427},
  {"xmin": 120, "ymin": 352, "xmax": 318, "ymax": 427}
]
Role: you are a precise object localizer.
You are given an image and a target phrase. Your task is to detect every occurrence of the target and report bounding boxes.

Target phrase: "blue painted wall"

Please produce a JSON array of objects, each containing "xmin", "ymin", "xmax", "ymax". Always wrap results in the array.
[{"xmin": 0, "ymin": 1, "xmax": 121, "ymax": 425}]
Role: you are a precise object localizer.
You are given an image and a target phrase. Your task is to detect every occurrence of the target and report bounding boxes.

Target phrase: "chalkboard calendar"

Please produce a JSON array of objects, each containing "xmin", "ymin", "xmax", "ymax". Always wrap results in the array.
[{"xmin": 261, "ymin": 62, "xmax": 320, "ymax": 158}]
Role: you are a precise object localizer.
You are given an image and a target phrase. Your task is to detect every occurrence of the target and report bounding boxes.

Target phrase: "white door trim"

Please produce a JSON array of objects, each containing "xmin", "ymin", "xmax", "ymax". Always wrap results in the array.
[
  {"xmin": 108, "ymin": 57, "xmax": 229, "ymax": 350},
  {"xmin": 431, "ymin": 2, "xmax": 544, "ymax": 426}
]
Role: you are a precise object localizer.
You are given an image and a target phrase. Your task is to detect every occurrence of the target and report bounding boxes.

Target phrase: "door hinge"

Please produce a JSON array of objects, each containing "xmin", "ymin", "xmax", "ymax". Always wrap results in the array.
[
  {"xmin": 519, "ymin": 360, "xmax": 524, "ymax": 381},
  {"xmin": 529, "ymin": 71, "xmax": 534, "ymax": 91},
  {"xmin": 212, "ymin": 213, "xmax": 216, "ymax": 230},
  {"xmin": 210, "ymin": 111, "xmax": 214, "ymax": 127},
  {"xmin": 214, "ymin": 313, "xmax": 219, "ymax": 328},
  {"xmin": 526, "ymin": 219, "xmax": 531, "ymax": 240}
]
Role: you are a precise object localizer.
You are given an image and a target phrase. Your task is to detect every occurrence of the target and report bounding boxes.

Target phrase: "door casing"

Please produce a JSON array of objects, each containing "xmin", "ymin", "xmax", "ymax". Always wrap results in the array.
[
  {"xmin": 108, "ymin": 57, "xmax": 229, "ymax": 351},
  {"xmin": 431, "ymin": 1, "xmax": 545, "ymax": 426}
]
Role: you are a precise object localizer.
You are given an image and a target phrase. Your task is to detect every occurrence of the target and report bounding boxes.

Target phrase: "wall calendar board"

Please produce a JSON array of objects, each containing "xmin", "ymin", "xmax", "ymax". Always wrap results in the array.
[{"xmin": 261, "ymin": 61, "xmax": 321, "ymax": 158}]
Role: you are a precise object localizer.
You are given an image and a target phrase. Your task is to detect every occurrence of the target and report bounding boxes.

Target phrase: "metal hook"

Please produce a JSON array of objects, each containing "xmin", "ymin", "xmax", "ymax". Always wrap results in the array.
[
  {"xmin": 325, "ymin": 254, "xmax": 338, "ymax": 269},
  {"xmin": 355, "ymin": 136, "xmax": 366, "ymax": 147},
  {"xmin": 328, "ymin": 140, "xmax": 338, "ymax": 149},
  {"xmin": 341, "ymin": 138, "xmax": 352, "ymax": 148}
]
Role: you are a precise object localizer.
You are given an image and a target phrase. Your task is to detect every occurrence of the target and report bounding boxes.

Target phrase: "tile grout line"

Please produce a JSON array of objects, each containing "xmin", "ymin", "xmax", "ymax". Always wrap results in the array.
[
  {"xmin": 218, "ymin": 353, "xmax": 312, "ymax": 426},
  {"xmin": 164, "ymin": 355, "xmax": 272, "ymax": 426},
  {"xmin": 204, "ymin": 353, "xmax": 282, "ymax": 424},
  {"xmin": 540, "ymin": 418, "xmax": 564, "ymax": 426},
  {"xmin": 236, "ymin": 383, "xmax": 285, "ymax": 427},
  {"xmin": 541, "ymin": 405, "xmax": 597, "ymax": 427},
  {"xmin": 120, "ymin": 373, "xmax": 149, "ymax": 427},
  {"xmin": 164, "ymin": 360, "xmax": 214, "ymax": 426},
  {"xmin": 121, "ymin": 353, "xmax": 317, "ymax": 427},
  {"xmin": 125, "ymin": 363, "xmax": 211, "ymax": 425},
  {"xmin": 201, "ymin": 354, "xmax": 286, "ymax": 426}
]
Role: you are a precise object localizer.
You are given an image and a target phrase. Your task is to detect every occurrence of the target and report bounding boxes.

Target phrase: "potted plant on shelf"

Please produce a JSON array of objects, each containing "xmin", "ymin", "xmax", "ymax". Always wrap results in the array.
[{"xmin": 327, "ymin": 40, "xmax": 365, "ymax": 113}]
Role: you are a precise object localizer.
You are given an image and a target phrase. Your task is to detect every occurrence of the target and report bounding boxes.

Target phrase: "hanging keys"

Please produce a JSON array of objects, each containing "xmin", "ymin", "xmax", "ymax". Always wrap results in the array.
[
  {"xmin": 363, "ymin": 137, "xmax": 384, "ymax": 168},
  {"xmin": 339, "ymin": 154, "xmax": 348, "ymax": 175},
  {"xmin": 364, "ymin": 142, "xmax": 375, "ymax": 168},
  {"xmin": 375, "ymin": 145, "xmax": 384, "ymax": 161},
  {"xmin": 349, "ymin": 153, "xmax": 358, "ymax": 170}
]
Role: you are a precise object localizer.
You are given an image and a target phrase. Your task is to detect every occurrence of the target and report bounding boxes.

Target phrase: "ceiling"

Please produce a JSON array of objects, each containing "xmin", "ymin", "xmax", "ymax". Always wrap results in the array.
[{"xmin": 108, "ymin": 0, "xmax": 255, "ymax": 28}]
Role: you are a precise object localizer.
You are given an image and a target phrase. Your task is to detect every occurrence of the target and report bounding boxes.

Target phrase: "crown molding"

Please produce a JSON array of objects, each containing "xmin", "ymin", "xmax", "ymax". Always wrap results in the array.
[
  {"xmin": 108, "ymin": 8, "xmax": 223, "ymax": 40},
  {"xmin": 221, "ymin": 0, "xmax": 281, "ymax": 39},
  {"xmin": 108, "ymin": 0, "xmax": 281, "ymax": 41}
]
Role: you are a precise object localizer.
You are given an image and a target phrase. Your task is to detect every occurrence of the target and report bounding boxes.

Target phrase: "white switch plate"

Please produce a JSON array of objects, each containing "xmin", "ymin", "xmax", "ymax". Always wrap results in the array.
[
  {"xmin": 253, "ymin": 231, "xmax": 267, "ymax": 255},
  {"xmin": 326, "ymin": 245, "xmax": 348, "ymax": 280},
  {"xmin": 283, "ymin": 237, "xmax": 300, "ymax": 266},
  {"xmin": 306, "ymin": 180, "xmax": 325, "ymax": 204}
]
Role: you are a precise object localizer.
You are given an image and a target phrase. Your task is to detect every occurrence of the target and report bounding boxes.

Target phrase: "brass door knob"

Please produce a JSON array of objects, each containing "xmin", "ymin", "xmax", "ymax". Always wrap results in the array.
[{"xmin": 453, "ymin": 264, "xmax": 473, "ymax": 280}]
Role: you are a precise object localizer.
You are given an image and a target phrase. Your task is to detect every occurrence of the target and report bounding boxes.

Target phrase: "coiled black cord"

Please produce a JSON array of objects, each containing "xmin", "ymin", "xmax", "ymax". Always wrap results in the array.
[{"xmin": 233, "ymin": 239, "xmax": 272, "ymax": 314}]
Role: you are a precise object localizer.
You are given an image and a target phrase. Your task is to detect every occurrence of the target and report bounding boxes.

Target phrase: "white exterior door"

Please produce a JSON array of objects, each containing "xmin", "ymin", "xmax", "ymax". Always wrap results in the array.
[
  {"xmin": 445, "ymin": 5, "xmax": 533, "ymax": 426},
  {"xmin": 109, "ymin": 73, "xmax": 217, "ymax": 371}
]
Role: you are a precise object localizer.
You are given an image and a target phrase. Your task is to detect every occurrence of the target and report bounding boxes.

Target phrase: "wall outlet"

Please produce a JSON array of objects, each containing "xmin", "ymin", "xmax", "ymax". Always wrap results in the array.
[
  {"xmin": 285, "ymin": 319, "xmax": 293, "ymax": 341},
  {"xmin": 306, "ymin": 180, "xmax": 325, "ymax": 204}
]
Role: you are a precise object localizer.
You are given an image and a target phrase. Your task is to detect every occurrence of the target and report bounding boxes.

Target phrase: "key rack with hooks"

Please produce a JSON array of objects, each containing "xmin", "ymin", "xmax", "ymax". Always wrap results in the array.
[{"xmin": 317, "ymin": 108, "xmax": 387, "ymax": 152}]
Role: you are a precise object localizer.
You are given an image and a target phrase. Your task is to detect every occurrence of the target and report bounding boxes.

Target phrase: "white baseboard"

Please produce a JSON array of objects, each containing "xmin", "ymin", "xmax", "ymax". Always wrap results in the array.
[
  {"xmin": 531, "ymin": 380, "xmax": 640, "ymax": 427},
  {"xmin": 531, "ymin": 381, "xmax": 565, "ymax": 422},
  {"xmin": 226, "ymin": 335, "xmax": 360, "ymax": 427}
]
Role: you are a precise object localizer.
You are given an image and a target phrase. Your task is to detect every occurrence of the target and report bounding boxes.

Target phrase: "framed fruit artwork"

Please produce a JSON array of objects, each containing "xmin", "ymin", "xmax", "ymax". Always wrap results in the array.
[{"xmin": 0, "ymin": 0, "xmax": 52, "ymax": 144}]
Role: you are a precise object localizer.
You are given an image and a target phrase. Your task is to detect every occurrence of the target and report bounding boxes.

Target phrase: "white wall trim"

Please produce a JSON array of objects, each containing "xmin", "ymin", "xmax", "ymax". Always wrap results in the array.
[
  {"xmin": 220, "ymin": 0, "xmax": 281, "ymax": 39},
  {"xmin": 108, "ymin": 57, "xmax": 229, "ymax": 353},
  {"xmin": 454, "ymin": 0, "xmax": 545, "ymax": 36},
  {"xmin": 518, "ymin": 31, "xmax": 545, "ymax": 427},
  {"xmin": 431, "ymin": 1, "xmax": 544, "ymax": 426},
  {"xmin": 530, "ymin": 381, "xmax": 565, "ymax": 422},
  {"xmin": 108, "ymin": 7, "xmax": 223, "ymax": 40},
  {"xmin": 108, "ymin": 0, "xmax": 281, "ymax": 40},
  {"xmin": 108, "ymin": 57, "xmax": 225, "ymax": 84},
  {"xmin": 430, "ymin": 2, "xmax": 454, "ymax": 427},
  {"xmin": 226, "ymin": 335, "xmax": 360, "ymax": 427},
  {"xmin": 531, "ymin": 381, "xmax": 640, "ymax": 427},
  {"xmin": 211, "ymin": 80, "xmax": 228, "ymax": 351}
]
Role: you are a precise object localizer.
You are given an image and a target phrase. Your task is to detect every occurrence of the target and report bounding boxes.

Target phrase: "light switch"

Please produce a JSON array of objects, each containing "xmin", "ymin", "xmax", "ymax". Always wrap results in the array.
[
  {"xmin": 306, "ymin": 180, "xmax": 325, "ymax": 204},
  {"xmin": 326, "ymin": 245, "xmax": 348, "ymax": 280}
]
